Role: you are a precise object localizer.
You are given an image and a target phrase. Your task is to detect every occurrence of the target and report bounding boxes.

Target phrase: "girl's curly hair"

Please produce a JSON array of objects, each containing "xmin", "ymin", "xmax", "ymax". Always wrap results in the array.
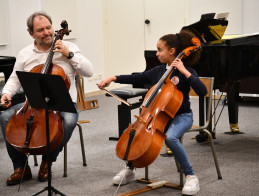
[{"xmin": 159, "ymin": 30, "xmax": 201, "ymax": 66}]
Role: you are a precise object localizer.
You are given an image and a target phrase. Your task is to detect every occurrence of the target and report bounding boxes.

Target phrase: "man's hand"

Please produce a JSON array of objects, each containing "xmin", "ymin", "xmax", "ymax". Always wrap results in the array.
[
  {"xmin": 53, "ymin": 40, "xmax": 70, "ymax": 58},
  {"xmin": 1, "ymin": 94, "xmax": 12, "ymax": 108}
]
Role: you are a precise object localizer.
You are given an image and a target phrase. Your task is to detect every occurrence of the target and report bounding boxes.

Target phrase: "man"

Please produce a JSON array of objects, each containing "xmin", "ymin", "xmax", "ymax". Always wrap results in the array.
[{"xmin": 0, "ymin": 11, "xmax": 93, "ymax": 185}]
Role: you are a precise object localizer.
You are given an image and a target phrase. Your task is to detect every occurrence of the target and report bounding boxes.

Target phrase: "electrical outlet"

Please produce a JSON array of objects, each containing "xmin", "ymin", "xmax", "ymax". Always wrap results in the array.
[
  {"xmin": 97, "ymin": 73, "xmax": 102, "ymax": 80},
  {"xmin": 87, "ymin": 73, "xmax": 102, "ymax": 81}
]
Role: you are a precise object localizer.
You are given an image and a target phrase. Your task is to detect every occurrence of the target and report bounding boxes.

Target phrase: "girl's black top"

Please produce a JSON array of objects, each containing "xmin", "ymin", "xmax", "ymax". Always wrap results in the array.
[{"xmin": 115, "ymin": 64, "xmax": 207, "ymax": 116}]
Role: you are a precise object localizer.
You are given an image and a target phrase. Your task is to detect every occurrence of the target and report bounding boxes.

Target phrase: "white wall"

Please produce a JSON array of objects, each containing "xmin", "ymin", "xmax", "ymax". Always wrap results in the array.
[
  {"xmin": 188, "ymin": 0, "xmax": 242, "ymax": 34},
  {"xmin": 73, "ymin": 0, "xmax": 105, "ymax": 94},
  {"xmin": 0, "ymin": 0, "xmax": 9, "ymax": 45},
  {"xmin": 0, "ymin": 0, "xmax": 41, "ymax": 56},
  {"xmin": 1, "ymin": 0, "xmax": 259, "ymax": 95},
  {"xmin": 0, "ymin": 0, "xmax": 105, "ymax": 94},
  {"xmin": 242, "ymin": 0, "xmax": 259, "ymax": 34}
]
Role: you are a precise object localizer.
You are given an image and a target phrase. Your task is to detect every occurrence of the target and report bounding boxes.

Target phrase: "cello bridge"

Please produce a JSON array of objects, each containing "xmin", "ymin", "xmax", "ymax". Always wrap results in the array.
[{"xmin": 134, "ymin": 115, "xmax": 146, "ymax": 123}]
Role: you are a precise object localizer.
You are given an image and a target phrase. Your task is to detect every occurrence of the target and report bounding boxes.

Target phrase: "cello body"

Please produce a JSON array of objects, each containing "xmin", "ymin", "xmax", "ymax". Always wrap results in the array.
[
  {"xmin": 30, "ymin": 64, "xmax": 70, "ymax": 89},
  {"xmin": 116, "ymin": 77, "xmax": 183, "ymax": 168},
  {"xmin": 6, "ymin": 104, "xmax": 64, "ymax": 155},
  {"xmin": 5, "ymin": 21, "xmax": 71, "ymax": 155}
]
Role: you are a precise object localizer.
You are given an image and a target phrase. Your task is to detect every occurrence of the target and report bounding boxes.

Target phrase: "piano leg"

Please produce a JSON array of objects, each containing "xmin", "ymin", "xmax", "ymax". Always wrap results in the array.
[
  {"xmin": 108, "ymin": 97, "xmax": 144, "ymax": 141},
  {"xmin": 109, "ymin": 102, "xmax": 131, "ymax": 141},
  {"xmin": 226, "ymin": 81, "xmax": 242, "ymax": 134}
]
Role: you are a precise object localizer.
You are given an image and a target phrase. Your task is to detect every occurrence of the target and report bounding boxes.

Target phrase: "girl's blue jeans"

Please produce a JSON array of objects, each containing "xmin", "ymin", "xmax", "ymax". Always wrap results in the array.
[{"xmin": 165, "ymin": 112, "xmax": 194, "ymax": 176}]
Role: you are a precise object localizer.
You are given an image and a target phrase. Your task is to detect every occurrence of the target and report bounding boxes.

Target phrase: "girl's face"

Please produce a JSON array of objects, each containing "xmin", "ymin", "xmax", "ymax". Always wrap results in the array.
[{"xmin": 156, "ymin": 40, "xmax": 176, "ymax": 65}]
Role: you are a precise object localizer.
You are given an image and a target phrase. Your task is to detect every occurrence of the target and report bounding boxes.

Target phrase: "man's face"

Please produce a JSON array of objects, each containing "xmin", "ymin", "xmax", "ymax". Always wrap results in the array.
[{"xmin": 31, "ymin": 15, "xmax": 54, "ymax": 48}]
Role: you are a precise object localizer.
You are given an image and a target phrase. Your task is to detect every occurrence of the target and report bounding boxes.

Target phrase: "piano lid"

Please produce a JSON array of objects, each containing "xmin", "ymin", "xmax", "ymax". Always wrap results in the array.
[
  {"xmin": 181, "ymin": 18, "xmax": 228, "ymax": 43},
  {"xmin": 224, "ymin": 33, "xmax": 259, "ymax": 45},
  {"xmin": 201, "ymin": 33, "xmax": 259, "ymax": 46}
]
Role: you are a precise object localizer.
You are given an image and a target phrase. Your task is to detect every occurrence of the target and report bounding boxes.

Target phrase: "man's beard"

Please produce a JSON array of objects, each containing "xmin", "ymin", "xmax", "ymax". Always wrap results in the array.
[{"xmin": 40, "ymin": 35, "xmax": 53, "ymax": 47}]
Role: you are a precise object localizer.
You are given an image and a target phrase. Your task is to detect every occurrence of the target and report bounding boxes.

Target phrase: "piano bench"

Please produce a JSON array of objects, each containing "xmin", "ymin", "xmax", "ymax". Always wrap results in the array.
[{"xmin": 106, "ymin": 86, "xmax": 148, "ymax": 140}]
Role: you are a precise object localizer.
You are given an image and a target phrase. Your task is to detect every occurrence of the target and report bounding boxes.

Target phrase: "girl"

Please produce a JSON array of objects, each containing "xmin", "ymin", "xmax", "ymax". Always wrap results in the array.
[{"xmin": 98, "ymin": 30, "xmax": 207, "ymax": 195}]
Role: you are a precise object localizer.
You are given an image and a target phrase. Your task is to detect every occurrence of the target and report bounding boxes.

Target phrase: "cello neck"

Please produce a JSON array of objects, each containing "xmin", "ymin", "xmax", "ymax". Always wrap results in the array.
[
  {"xmin": 41, "ymin": 34, "xmax": 61, "ymax": 74},
  {"xmin": 142, "ymin": 65, "xmax": 175, "ymax": 108},
  {"xmin": 41, "ymin": 20, "xmax": 70, "ymax": 75}
]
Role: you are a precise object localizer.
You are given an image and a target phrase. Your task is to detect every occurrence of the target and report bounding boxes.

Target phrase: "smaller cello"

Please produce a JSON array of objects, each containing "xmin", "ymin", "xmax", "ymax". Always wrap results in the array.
[{"xmin": 115, "ymin": 37, "xmax": 201, "ymax": 168}]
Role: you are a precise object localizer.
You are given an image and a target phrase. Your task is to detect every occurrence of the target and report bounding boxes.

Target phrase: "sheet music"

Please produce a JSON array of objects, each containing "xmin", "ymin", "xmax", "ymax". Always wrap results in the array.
[{"xmin": 216, "ymin": 12, "xmax": 229, "ymax": 20}]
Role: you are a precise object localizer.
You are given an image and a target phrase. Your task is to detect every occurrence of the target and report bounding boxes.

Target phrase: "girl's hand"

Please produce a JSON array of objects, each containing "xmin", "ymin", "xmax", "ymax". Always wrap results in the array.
[
  {"xmin": 171, "ymin": 58, "xmax": 191, "ymax": 78},
  {"xmin": 97, "ymin": 76, "xmax": 117, "ymax": 90}
]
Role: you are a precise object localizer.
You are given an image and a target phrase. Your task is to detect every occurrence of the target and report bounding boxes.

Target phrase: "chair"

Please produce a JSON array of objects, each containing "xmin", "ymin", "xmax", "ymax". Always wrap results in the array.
[
  {"xmin": 175, "ymin": 77, "xmax": 222, "ymax": 186},
  {"xmin": 63, "ymin": 120, "xmax": 89, "ymax": 177},
  {"xmin": 186, "ymin": 77, "xmax": 221, "ymax": 174}
]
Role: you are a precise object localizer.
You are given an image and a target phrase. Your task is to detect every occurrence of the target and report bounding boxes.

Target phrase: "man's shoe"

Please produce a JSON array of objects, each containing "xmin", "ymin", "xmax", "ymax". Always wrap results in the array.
[
  {"xmin": 182, "ymin": 175, "xmax": 200, "ymax": 195},
  {"xmin": 6, "ymin": 166, "xmax": 32, "ymax": 186},
  {"xmin": 38, "ymin": 160, "xmax": 51, "ymax": 182},
  {"xmin": 112, "ymin": 166, "xmax": 135, "ymax": 185}
]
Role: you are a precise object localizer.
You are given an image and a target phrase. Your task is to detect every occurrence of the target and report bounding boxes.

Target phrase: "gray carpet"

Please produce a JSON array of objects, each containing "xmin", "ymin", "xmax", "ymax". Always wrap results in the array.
[{"xmin": 0, "ymin": 93, "xmax": 259, "ymax": 196}]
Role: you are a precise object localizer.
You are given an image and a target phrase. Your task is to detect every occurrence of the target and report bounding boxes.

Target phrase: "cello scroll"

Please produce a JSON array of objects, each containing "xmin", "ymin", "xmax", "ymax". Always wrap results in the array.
[{"xmin": 177, "ymin": 37, "xmax": 201, "ymax": 59}]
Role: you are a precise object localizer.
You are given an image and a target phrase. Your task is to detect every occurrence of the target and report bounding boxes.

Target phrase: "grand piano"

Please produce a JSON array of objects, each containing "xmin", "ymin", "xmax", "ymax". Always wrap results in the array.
[
  {"xmin": 194, "ymin": 34, "xmax": 259, "ymax": 133},
  {"xmin": 143, "ymin": 17, "xmax": 259, "ymax": 135},
  {"xmin": 107, "ymin": 15, "xmax": 259, "ymax": 140},
  {"xmin": 0, "ymin": 56, "xmax": 25, "ymax": 110}
]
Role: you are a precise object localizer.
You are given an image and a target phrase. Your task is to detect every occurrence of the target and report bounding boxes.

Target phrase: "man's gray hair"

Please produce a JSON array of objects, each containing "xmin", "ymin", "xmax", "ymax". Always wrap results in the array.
[{"xmin": 27, "ymin": 11, "xmax": 52, "ymax": 33}]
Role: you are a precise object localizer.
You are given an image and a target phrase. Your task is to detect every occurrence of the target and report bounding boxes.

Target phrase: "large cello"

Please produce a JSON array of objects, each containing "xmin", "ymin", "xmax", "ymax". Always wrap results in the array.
[
  {"xmin": 5, "ymin": 21, "xmax": 71, "ymax": 155},
  {"xmin": 116, "ymin": 37, "xmax": 201, "ymax": 168}
]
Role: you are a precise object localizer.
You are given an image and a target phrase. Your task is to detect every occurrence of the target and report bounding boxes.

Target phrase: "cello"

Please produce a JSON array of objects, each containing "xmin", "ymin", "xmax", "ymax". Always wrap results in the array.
[
  {"xmin": 5, "ymin": 21, "xmax": 71, "ymax": 155},
  {"xmin": 116, "ymin": 37, "xmax": 201, "ymax": 168}
]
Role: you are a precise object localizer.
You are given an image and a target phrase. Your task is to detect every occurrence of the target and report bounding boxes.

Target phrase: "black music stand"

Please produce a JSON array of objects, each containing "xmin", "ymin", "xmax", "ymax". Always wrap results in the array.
[{"xmin": 16, "ymin": 71, "xmax": 77, "ymax": 196}]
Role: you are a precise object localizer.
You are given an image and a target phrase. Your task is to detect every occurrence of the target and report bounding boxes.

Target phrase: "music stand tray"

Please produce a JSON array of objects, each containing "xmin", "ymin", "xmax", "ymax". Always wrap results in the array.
[{"xmin": 16, "ymin": 71, "xmax": 77, "ymax": 196}]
